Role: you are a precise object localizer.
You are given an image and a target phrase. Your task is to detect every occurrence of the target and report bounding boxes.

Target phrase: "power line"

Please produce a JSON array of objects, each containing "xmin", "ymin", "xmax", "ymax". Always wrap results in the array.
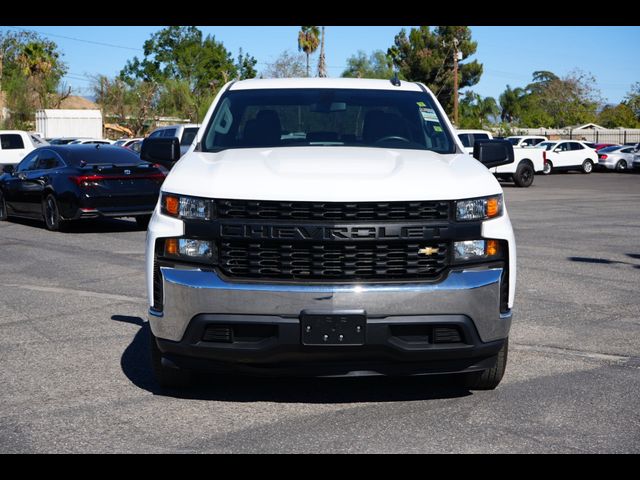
[{"xmin": 3, "ymin": 26, "xmax": 143, "ymax": 52}]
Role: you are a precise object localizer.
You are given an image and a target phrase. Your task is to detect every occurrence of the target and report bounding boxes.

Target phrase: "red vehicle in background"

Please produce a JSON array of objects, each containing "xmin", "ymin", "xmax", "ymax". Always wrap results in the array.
[{"xmin": 594, "ymin": 143, "xmax": 619, "ymax": 151}]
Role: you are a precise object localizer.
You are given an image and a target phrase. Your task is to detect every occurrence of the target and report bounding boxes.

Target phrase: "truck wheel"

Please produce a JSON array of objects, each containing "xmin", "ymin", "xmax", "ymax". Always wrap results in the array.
[
  {"xmin": 135, "ymin": 215, "xmax": 152, "ymax": 230},
  {"xmin": 43, "ymin": 194, "xmax": 67, "ymax": 231},
  {"xmin": 0, "ymin": 190, "xmax": 8, "ymax": 221},
  {"xmin": 513, "ymin": 163, "xmax": 534, "ymax": 187},
  {"xmin": 615, "ymin": 160, "xmax": 627, "ymax": 172},
  {"xmin": 463, "ymin": 338, "xmax": 509, "ymax": 390},
  {"xmin": 149, "ymin": 331, "xmax": 193, "ymax": 389},
  {"xmin": 542, "ymin": 161, "xmax": 552, "ymax": 175},
  {"xmin": 582, "ymin": 159, "xmax": 594, "ymax": 174}
]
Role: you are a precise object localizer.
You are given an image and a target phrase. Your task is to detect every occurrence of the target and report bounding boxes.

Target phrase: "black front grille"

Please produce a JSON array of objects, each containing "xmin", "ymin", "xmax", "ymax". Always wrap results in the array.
[
  {"xmin": 218, "ymin": 240, "xmax": 449, "ymax": 280},
  {"xmin": 215, "ymin": 199, "xmax": 450, "ymax": 222}
]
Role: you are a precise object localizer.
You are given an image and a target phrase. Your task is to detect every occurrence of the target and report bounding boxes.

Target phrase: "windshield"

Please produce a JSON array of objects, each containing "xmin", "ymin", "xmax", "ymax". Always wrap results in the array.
[
  {"xmin": 201, "ymin": 88, "xmax": 455, "ymax": 154},
  {"xmin": 537, "ymin": 142, "xmax": 556, "ymax": 150},
  {"xmin": 506, "ymin": 137, "xmax": 521, "ymax": 145}
]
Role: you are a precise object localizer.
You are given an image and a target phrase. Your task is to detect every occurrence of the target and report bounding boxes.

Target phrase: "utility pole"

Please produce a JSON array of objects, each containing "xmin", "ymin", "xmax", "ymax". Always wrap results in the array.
[
  {"xmin": 318, "ymin": 26, "xmax": 327, "ymax": 78},
  {"xmin": 452, "ymin": 37, "xmax": 459, "ymax": 126}
]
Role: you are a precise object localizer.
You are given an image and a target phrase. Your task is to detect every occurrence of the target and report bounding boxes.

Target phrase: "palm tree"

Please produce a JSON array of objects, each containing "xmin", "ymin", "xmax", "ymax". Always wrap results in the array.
[
  {"xmin": 499, "ymin": 85, "xmax": 525, "ymax": 123},
  {"xmin": 297, "ymin": 26, "xmax": 320, "ymax": 78}
]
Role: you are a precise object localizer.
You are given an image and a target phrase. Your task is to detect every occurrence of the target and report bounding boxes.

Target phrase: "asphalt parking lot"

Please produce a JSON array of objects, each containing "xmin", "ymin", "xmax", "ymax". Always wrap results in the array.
[{"xmin": 0, "ymin": 171, "xmax": 639, "ymax": 453}]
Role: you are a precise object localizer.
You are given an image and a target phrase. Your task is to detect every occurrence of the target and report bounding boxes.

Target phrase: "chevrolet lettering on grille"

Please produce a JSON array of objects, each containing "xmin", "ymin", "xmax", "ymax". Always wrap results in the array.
[{"xmin": 219, "ymin": 224, "xmax": 445, "ymax": 241}]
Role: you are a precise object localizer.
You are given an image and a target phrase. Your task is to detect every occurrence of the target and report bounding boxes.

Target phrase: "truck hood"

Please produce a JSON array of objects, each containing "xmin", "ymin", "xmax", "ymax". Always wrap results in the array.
[{"xmin": 161, "ymin": 146, "xmax": 502, "ymax": 201}]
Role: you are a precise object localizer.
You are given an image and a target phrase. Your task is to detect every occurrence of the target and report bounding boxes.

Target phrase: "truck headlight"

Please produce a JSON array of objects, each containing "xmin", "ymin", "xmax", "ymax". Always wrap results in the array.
[
  {"xmin": 453, "ymin": 239, "xmax": 501, "ymax": 263},
  {"xmin": 456, "ymin": 195, "xmax": 502, "ymax": 221},
  {"xmin": 164, "ymin": 238, "xmax": 217, "ymax": 263},
  {"xmin": 161, "ymin": 193, "xmax": 214, "ymax": 220}
]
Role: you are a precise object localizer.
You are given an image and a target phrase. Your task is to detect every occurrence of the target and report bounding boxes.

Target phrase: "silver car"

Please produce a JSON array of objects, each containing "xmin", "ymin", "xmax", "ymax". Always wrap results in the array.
[{"xmin": 597, "ymin": 145, "xmax": 636, "ymax": 171}]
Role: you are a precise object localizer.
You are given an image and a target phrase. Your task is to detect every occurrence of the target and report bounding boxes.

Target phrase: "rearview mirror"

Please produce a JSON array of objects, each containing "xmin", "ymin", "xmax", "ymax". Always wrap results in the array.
[
  {"xmin": 140, "ymin": 137, "xmax": 181, "ymax": 169},
  {"xmin": 472, "ymin": 139, "xmax": 514, "ymax": 168},
  {"xmin": 2, "ymin": 164, "xmax": 15, "ymax": 174}
]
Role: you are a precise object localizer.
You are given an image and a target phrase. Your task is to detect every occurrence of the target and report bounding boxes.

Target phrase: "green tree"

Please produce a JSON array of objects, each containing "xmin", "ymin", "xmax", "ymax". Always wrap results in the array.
[
  {"xmin": 624, "ymin": 82, "xmax": 640, "ymax": 120},
  {"xmin": 263, "ymin": 50, "xmax": 306, "ymax": 78},
  {"xmin": 341, "ymin": 50, "xmax": 394, "ymax": 79},
  {"xmin": 0, "ymin": 30, "xmax": 67, "ymax": 128},
  {"xmin": 597, "ymin": 103, "xmax": 639, "ymax": 128},
  {"xmin": 297, "ymin": 26, "xmax": 320, "ymax": 78},
  {"xmin": 120, "ymin": 26, "xmax": 243, "ymax": 120},
  {"xmin": 498, "ymin": 85, "xmax": 525, "ymax": 123},
  {"xmin": 387, "ymin": 26, "xmax": 482, "ymax": 115},
  {"xmin": 236, "ymin": 48, "xmax": 257, "ymax": 80},
  {"xmin": 459, "ymin": 91, "xmax": 499, "ymax": 129}
]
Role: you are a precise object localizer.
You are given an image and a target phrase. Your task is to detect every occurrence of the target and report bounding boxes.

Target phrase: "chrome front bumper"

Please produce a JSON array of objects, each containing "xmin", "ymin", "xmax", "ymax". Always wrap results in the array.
[{"xmin": 149, "ymin": 267, "xmax": 511, "ymax": 344}]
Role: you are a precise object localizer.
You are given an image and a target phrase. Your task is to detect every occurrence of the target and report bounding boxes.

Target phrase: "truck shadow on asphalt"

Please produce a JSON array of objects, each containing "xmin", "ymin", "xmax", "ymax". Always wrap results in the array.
[
  {"xmin": 5, "ymin": 216, "xmax": 143, "ymax": 233},
  {"xmin": 568, "ymin": 255, "xmax": 640, "ymax": 269},
  {"xmin": 113, "ymin": 315, "xmax": 473, "ymax": 403}
]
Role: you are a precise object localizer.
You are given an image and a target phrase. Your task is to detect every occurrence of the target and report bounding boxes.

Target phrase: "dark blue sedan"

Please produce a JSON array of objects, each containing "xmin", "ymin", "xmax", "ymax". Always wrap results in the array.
[{"xmin": 0, "ymin": 144, "xmax": 165, "ymax": 231}]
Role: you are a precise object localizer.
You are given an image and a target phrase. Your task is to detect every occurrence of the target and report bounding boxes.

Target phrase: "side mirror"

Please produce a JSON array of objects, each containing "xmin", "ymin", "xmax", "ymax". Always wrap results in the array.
[
  {"xmin": 140, "ymin": 137, "xmax": 181, "ymax": 169},
  {"xmin": 553, "ymin": 148, "xmax": 561, "ymax": 153},
  {"xmin": 2, "ymin": 164, "xmax": 15, "ymax": 174},
  {"xmin": 472, "ymin": 139, "xmax": 514, "ymax": 168}
]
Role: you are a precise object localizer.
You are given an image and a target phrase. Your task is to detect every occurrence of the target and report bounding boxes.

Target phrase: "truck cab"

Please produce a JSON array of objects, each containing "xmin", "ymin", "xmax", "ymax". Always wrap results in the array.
[
  {"xmin": 0, "ymin": 130, "xmax": 47, "ymax": 167},
  {"xmin": 141, "ymin": 78, "xmax": 516, "ymax": 390}
]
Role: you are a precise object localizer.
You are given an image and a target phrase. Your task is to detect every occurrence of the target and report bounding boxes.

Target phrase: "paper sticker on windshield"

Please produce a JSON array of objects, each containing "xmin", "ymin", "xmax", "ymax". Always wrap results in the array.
[{"xmin": 419, "ymin": 106, "xmax": 439, "ymax": 122}]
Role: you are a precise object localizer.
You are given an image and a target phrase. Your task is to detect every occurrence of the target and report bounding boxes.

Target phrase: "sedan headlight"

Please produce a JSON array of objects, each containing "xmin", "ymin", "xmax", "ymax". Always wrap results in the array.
[
  {"xmin": 453, "ymin": 239, "xmax": 501, "ymax": 264},
  {"xmin": 164, "ymin": 238, "xmax": 217, "ymax": 264},
  {"xmin": 161, "ymin": 193, "xmax": 214, "ymax": 220},
  {"xmin": 456, "ymin": 195, "xmax": 502, "ymax": 221}
]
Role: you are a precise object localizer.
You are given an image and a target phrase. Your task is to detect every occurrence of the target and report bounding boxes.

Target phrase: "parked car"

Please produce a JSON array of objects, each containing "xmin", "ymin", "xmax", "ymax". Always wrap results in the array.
[
  {"xmin": 47, "ymin": 137, "xmax": 82, "ymax": 145},
  {"xmin": 68, "ymin": 138, "xmax": 114, "ymax": 145},
  {"xmin": 596, "ymin": 145, "xmax": 636, "ymax": 171},
  {"xmin": 0, "ymin": 144, "xmax": 165, "ymax": 231},
  {"xmin": 457, "ymin": 129, "xmax": 544, "ymax": 187},
  {"xmin": 593, "ymin": 143, "xmax": 619, "ymax": 151},
  {"xmin": 114, "ymin": 137, "xmax": 143, "ymax": 148},
  {"xmin": 535, "ymin": 140, "xmax": 598, "ymax": 174},
  {"xmin": 142, "ymin": 77, "xmax": 516, "ymax": 390},
  {"xmin": 147, "ymin": 124, "xmax": 199, "ymax": 157},
  {"xmin": 632, "ymin": 147, "xmax": 640, "ymax": 171},
  {"xmin": 505, "ymin": 135, "xmax": 547, "ymax": 148},
  {"xmin": 0, "ymin": 130, "xmax": 48, "ymax": 167}
]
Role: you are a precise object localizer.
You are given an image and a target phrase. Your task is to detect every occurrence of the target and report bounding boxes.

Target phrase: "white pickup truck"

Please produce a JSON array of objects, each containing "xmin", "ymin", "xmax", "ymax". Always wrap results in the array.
[
  {"xmin": 457, "ymin": 130, "xmax": 545, "ymax": 187},
  {"xmin": 0, "ymin": 130, "xmax": 48, "ymax": 167},
  {"xmin": 139, "ymin": 77, "xmax": 517, "ymax": 391}
]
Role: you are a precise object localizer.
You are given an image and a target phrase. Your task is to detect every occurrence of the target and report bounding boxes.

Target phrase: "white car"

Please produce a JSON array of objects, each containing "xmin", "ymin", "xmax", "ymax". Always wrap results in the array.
[
  {"xmin": 457, "ymin": 129, "xmax": 545, "ymax": 187},
  {"xmin": 113, "ymin": 137, "xmax": 143, "ymax": 148},
  {"xmin": 536, "ymin": 140, "xmax": 598, "ymax": 174},
  {"xmin": 68, "ymin": 138, "xmax": 114, "ymax": 145},
  {"xmin": 505, "ymin": 136, "xmax": 547, "ymax": 148},
  {"xmin": 147, "ymin": 124, "xmax": 200, "ymax": 157},
  {"xmin": 140, "ymin": 77, "xmax": 516, "ymax": 390},
  {"xmin": 0, "ymin": 130, "xmax": 49, "ymax": 166}
]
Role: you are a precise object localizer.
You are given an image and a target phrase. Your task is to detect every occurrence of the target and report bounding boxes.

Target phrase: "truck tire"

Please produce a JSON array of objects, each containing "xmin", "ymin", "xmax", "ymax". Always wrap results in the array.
[
  {"xmin": 0, "ymin": 190, "xmax": 8, "ymax": 221},
  {"xmin": 513, "ymin": 163, "xmax": 534, "ymax": 187},
  {"xmin": 149, "ymin": 330, "xmax": 193, "ymax": 389},
  {"xmin": 463, "ymin": 338, "xmax": 508, "ymax": 390},
  {"xmin": 581, "ymin": 159, "xmax": 594, "ymax": 174},
  {"xmin": 542, "ymin": 161, "xmax": 552, "ymax": 175},
  {"xmin": 43, "ymin": 194, "xmax": 67, "ymax": 231}
]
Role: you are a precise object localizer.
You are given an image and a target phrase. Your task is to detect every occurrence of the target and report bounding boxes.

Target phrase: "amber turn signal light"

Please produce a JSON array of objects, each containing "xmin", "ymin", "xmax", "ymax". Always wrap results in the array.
[
  {"xmin": 486, "ymin": 197, "xmax": 501, "ymax": 218},
  {"xmin": 164, "ymin": 194, "xmax": 179, "ymax": 216},
  {"xmin": 486, "ymin": 239, "xmax": 499, "ymax": 256},
  {"xmin": 165, "ymin": 238, "xmax": 178, "ymax": 256}
]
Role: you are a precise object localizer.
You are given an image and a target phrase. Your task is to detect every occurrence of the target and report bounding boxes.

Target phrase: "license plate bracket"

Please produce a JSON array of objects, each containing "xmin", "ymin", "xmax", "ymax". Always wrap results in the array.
[{"xmin": 300, "ymin": 310, "xmax": 366, "ymax": 346}]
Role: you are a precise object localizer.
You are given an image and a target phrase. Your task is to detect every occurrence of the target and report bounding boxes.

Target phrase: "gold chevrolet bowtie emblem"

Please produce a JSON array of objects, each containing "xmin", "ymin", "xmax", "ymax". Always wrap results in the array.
[{"xmin": 418, "ymin": 247, "xmax": 439, "ymax": 256}]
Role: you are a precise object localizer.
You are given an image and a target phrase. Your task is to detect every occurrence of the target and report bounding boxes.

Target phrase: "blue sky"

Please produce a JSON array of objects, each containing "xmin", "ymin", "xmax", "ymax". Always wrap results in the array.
[{"xmin": 4, "ymin": 26, "xmax": 639, "ymax": 104}]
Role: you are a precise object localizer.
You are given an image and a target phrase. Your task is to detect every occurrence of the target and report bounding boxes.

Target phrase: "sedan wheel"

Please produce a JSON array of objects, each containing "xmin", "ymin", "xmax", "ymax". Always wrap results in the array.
[
  {"xmin": 543, "ymin": 161, "xmax": 552, "ymax": 175},
  {"xmin": 582, "ymin": 159, "xmax": 594, "ymax": 174},
  {"xmin": 43, "ymin": 194, "xmax": 65, "ymax": 231},
  {"xmin": 616, "ymin": 160, "xmax": 627, "ymax": 172}
]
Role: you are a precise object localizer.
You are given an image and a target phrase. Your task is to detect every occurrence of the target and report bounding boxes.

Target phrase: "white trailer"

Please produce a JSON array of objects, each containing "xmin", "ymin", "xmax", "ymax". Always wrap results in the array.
[{"xmin": 35, "ymin": 109, "xmax": 102, "ymax": 139}]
